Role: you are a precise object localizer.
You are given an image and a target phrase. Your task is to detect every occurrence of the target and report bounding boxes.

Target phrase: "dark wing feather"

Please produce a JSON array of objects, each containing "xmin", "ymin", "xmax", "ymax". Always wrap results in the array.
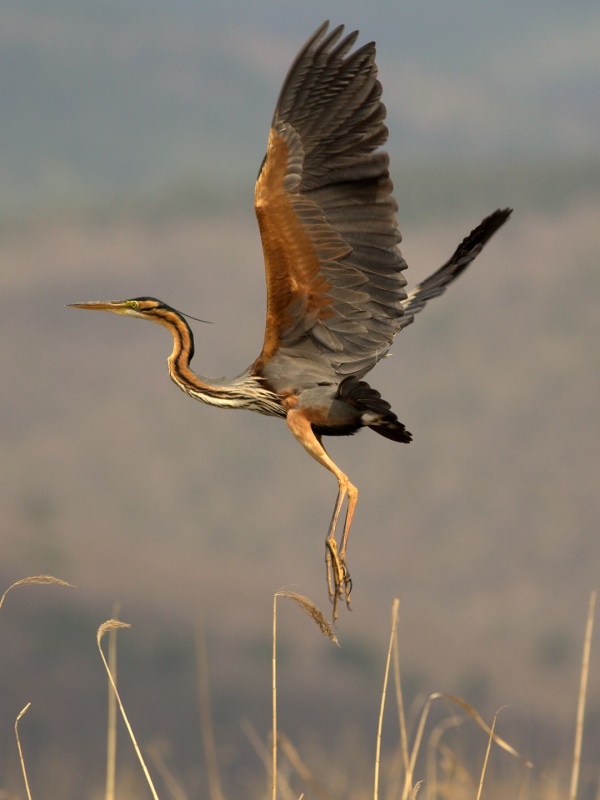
[{"xmin": 253, "ymin": 22, "xmax": 407, "ymax": 380}]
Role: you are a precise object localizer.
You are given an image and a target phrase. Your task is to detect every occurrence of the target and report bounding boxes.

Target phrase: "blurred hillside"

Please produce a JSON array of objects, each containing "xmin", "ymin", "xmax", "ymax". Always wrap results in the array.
[
  {"xmin": 3, "ymin": 0, "xmax": 600, "ymax": 216},
  {"xmin": 1, "ymin": 3, "xmax": 600, "ymax": 798}
]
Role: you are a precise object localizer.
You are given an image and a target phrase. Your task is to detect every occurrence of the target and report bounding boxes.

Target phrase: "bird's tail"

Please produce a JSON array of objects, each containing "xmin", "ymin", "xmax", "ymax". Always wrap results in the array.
[
  {"xmin": 400, "ymin": 207, "xmax": 512, "ymax": 329},
  {"xmin": 338, "ymin": 376, "xmax": 412, "ymax": 443}
]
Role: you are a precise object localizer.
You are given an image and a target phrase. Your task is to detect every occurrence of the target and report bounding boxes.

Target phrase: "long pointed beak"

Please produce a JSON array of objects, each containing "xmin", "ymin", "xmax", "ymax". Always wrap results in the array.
[{"xmin": 67, "ymin": 301, "xmax": 125, "ymax": 311}]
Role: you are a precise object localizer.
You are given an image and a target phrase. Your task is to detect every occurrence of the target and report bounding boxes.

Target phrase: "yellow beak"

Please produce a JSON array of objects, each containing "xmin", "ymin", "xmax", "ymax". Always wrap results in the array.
[
  {"xmin": 67, "ymin": 301, "xmax": 143, "ymax": 318},
  {"xmin": 68, "ymin": 301, "xmax": 124, "ymax": 311}
]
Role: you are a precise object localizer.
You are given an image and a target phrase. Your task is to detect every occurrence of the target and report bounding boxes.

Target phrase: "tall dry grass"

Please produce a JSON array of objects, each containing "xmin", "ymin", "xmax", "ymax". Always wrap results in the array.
[{"xmin": 1, "ymin": 577, "xmax": 596, "ymax": 799}]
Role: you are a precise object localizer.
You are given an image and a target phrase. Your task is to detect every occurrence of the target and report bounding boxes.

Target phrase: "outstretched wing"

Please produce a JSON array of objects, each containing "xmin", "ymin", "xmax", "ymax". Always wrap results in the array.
[
  {"xmin": 400, "ymin": 208, "xmax": 512, "ymax": 328},
  {"xmin": 253, "ymin": 22, "xmax": 408, "ymax": 381}
]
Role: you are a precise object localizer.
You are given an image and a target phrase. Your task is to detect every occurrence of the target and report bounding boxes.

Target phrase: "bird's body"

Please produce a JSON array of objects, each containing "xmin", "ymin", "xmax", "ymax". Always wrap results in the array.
[{"xmin": 71, "ymin": 22, "xmax": 511, "ymax": 617}]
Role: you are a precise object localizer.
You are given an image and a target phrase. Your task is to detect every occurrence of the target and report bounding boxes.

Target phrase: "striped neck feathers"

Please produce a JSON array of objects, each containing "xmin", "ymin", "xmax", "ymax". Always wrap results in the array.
[{"xmin": 153, "ymin": 304, "xmax": 283, "ymax": 416}]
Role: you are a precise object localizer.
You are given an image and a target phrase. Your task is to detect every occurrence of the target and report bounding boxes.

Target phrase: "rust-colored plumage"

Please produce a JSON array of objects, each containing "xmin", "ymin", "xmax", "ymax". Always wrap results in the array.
[{"xmin": 70, "ymin": 22, "xmax": 511, "ymax": 618}]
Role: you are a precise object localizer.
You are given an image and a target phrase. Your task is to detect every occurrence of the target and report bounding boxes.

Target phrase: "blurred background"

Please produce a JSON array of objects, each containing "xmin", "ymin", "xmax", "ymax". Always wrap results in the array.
[{"xmin": 1, "ymin": 0, "xmax": 599, "ymax": 797}]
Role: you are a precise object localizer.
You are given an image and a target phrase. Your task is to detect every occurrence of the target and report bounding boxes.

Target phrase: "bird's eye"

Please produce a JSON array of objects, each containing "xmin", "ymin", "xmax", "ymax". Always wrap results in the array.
[{"xmin": 127, "ymin": 300, "xmax": 140, "ymax": 310}]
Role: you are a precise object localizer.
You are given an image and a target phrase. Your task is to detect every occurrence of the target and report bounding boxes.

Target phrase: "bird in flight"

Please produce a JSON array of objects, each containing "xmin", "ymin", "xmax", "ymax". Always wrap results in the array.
[{"xmin": 70, "ymin": 22, "xmax": 511, "ymax": 619}]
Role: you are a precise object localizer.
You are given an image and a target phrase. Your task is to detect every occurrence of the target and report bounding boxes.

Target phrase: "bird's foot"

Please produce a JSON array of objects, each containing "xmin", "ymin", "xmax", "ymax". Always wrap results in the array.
[{"xmin": 326, "ymin": 537, "xmax": 352, "ymax": 621}]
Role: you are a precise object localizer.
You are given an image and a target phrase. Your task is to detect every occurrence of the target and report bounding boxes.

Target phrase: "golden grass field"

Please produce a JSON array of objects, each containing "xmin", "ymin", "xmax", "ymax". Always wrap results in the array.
[{"xmin": 1, "ymin": 577, "xmax": 597, "ymax": 799}]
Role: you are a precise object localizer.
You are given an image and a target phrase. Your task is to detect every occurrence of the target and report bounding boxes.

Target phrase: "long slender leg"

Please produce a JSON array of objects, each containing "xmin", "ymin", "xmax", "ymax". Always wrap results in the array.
[
  {"xmin": 339, "ymin": 483, "xmax": 358, "ymax": 565},
  {"xmin": 286, "ymin": 409, "xmax": 357, "ymax": 619}
]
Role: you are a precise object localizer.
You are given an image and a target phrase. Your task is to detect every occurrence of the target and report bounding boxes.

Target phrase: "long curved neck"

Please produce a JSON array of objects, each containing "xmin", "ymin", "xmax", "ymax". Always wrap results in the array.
[{"xmin": 154, "ymin": 305, "xmax": 283, "ymax": 416}]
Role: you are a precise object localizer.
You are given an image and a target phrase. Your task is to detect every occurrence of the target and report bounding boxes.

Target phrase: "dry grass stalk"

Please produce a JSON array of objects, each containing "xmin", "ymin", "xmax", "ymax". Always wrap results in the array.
[
  {"xmin": 273, "ymin": 593, "xmax": 279, "ymax": 800},
  {"xmin": 475, "ymin": 708, "xmax": 503, "ymax": 800},
  {"xmin": 97, "ymin": 619, "xmax": 161, "ymax": 800},
  {"xmin": 374, "ymin": 598, "xmax": 400, "ymax": 800},
  {"xmin": 195, "ymin": 618, "xmax": 225, "ymax": 800},
  {"xmin": 438, "ymin": 741, "xmax": 473, "ymax": 798},
  {"xmin": 402, "ymin": 692, "xmax": 531, "ymax": 800},
  {"xmin": 401, "ymin": 693, "xmax": 432, "ymax": 800},
  {"xmin": 439, "ymin": 694, "xmax": 532, "ymax": 768},
  {"xmin": 272, "ymin": 591, "xmax": 339, "ymax": 800},
  {"xmin": 105, "ymin": 604, "xmax": 120, "ymax": 800},
  {"xmin": 392, "ymin": 612, "xmax": 410, "ymax": 784},
  {"xmin": 382, "ymin": 747, "xmax": 405, "ymax": 800},
  {"xmin": 147, "ymin": 742, "xmax": 189, "ymax": 800},
  {"xmin": 274, "ymin": 591, "xmax": 339, "ymax": 645},
  {"xmin": 242, "ymin": 718, "xmax": 301, "ymax": 800},
  {"xmin": 424, "ymin": 714, "xmax": 464, "ymax": 800},
  {"xmin": 568, "ymin": 590, "xmax": 596, "ymax": 800},
  {"xmin": 0, "ymin": 575, "xmax": 74, "ymax": 610},
  {"xmin": 15, "ymin": 702, "xmax": 33, "ymax": 800},
  {"xmin": 1, "ymin": 577, "xmax": 74, "ymax": 800},
  {"xmin": 241, "ymin": 718, "xmax": 270, "ymax": 770},
  {"xmin": 278, "ymin": 731, "xmax": 333, "ymax": 800}
]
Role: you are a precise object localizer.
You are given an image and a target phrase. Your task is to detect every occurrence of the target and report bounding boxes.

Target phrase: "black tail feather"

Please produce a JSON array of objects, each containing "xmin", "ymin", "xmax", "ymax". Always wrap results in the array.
[
  {"xmin": 401, "ymin": 207, "xmax": 512, "ymax": 325},
  {"xmin": 338, "ymin": 375, "xmax": 412, "ymax": 443}
]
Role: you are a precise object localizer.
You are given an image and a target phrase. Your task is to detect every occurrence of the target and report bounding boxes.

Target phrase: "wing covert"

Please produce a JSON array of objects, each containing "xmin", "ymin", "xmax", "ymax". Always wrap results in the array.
[{"xmin": 253, "ymin": 22, "xmax": 408, "ymax": 381}]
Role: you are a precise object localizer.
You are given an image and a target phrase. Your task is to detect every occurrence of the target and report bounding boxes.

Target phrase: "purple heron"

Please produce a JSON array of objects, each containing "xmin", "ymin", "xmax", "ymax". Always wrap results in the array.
[{"xmin": 70, "ymin": 22, "xmax": 511, "ymax": 618}]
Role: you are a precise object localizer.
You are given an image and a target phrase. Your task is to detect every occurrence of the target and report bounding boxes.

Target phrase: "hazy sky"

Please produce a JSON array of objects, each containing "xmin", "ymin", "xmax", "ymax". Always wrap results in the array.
[{"xmin": 2, "ymin": 0, "xmax": 599, "ymax": 213}]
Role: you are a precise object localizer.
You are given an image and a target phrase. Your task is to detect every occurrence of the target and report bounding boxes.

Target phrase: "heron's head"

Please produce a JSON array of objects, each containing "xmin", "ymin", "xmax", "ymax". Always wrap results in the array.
[
  {"xmin": 68, "ymin": 297, "xmax": 211, "ymax": 346},
  {"xmin": 68, "ymin": 297, "xmax": 167, "ymax": 320}
]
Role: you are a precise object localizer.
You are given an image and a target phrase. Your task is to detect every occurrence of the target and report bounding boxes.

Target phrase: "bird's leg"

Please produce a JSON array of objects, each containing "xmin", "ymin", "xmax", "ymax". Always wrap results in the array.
[
  {"xmin": 338, "ymin": 482, "xmax": 358, "ymax": 587},
  {"xmin": 324, "ymin": 477, "xmax": 349, "ymax": 608},
  {"xmin": 323, "ymin": 468, "xmax": 358, "ymax": 608},
  {"xmin": 286, "ymin": 408, "xmax": 356, "ymax": 619}
]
